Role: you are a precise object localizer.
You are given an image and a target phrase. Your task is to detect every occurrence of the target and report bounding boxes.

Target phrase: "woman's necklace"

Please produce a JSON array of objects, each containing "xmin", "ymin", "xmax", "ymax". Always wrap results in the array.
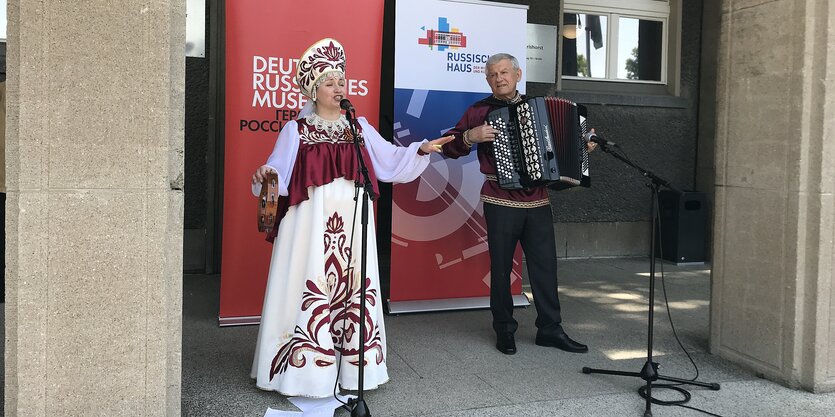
[{"xmin": 306, "ymin": 112, "xmax": 350, "ymax": 137}]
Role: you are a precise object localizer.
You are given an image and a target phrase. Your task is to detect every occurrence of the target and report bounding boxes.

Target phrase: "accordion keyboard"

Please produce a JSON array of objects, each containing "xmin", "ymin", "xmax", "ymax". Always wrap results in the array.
[
  {"xmin": 517, "ymin": 102, "xmax": 543, "ymax": 181},
  {"xmin": 488, "ymin": 113, "xmax": 523, "ymax": 189}
]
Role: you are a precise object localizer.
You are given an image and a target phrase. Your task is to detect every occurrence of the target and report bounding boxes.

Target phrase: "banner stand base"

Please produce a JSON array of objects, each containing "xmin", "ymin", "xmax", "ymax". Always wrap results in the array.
[
  {"xmin": 386, "ymin": 294, "xmax": 529, "ymax": 314},
  {"xmin": 218, "ymin": 315, "xmax": 261, "ymax": 327}
]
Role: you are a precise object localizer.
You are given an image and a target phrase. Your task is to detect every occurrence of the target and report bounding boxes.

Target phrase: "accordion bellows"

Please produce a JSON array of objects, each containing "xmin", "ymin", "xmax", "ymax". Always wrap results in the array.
[{"xmin": 487, "ymin": 97, "xmax": 590, "ymax": 191}]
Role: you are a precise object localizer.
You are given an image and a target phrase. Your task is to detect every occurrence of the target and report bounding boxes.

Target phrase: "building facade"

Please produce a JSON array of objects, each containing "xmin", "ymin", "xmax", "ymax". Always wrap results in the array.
[{"xmin": 4, "ymin": 0, "xmax": 835, "ymax": 415}]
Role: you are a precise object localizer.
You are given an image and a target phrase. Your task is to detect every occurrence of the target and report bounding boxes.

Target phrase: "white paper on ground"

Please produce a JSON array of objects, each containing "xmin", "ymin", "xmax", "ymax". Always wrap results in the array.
[
  {"xmin": 264, "ymin": 395, "xmax": 355, "ymax": 417},
  {"xmin": 263, "ymin": 408, "xmax": 302, "ymax": 417},
  {"xmin": 289, "ymin": 394, "xmax": 356, "ymax": 415},
  {"xmin": 298, "ymin": 407, "xmax": 335, "ymax": 417}
]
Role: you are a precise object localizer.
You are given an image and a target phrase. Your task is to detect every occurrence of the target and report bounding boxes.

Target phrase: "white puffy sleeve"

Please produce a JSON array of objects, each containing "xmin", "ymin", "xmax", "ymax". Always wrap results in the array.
[
  {"xmin": 358, "ymin": 117, "xmax": 430, "ymax": 184},
  {"xmin": 251, "ymin": 120, "xmax": 300, "ymax": 197}
]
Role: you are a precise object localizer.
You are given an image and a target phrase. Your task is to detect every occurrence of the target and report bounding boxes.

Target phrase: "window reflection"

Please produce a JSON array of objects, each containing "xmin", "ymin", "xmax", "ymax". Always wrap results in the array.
[
  {"xmin": 561, "ymin": 13, "xmax": 608, "ymax": 78},
  {"xmin": 617, "ymin": 18, "xmax": 663, "ymax": 81}
]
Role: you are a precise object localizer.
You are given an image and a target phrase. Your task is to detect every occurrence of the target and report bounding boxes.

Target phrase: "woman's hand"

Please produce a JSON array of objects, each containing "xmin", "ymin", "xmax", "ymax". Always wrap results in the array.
[
  {"xmin": 420, "ymin": 135, "xmax": 455, "ymax": 154},
  {"xmin": 252, "ymin": 165, "xmax": 276, "ymax": 185}
]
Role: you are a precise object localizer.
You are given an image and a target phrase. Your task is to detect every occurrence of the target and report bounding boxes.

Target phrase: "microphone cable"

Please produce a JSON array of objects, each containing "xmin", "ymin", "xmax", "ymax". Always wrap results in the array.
[
  {"xmin": 332, "ymin": 183, "xmax": 363, "ymax": 407},
  {"xmin": 638, "ymin": 193, "xmax": 723, "ymax": 417}
]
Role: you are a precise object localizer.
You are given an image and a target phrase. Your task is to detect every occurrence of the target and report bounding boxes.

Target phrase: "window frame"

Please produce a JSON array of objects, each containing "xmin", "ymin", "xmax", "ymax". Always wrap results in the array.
[{"xmin": 559, "ymin": 0, "xmax": 681, "ymax": 97}]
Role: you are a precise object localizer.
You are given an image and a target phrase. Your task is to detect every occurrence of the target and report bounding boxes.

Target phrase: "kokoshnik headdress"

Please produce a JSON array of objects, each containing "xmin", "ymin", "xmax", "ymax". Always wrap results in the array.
[{"xmin": 295, "ymin": 38, "xmax": 346, "ymax": 101}]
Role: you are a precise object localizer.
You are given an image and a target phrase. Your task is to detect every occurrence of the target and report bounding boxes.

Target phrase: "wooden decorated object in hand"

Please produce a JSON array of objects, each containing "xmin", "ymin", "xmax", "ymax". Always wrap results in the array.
[{"xmin": 257, "ymin": 171, "xmax": 279, "ymax": 233}]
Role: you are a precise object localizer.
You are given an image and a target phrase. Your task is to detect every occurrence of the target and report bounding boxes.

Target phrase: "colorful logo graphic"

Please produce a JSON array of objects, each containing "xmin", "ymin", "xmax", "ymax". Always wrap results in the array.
[{"xmin": 418, "ymin": 17, "xmax": 467, "ymax": 51}]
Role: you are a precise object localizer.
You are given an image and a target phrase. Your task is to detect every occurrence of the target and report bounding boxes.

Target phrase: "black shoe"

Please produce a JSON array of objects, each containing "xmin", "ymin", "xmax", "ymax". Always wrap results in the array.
[
  {"xmin": 496, "ymin": 332, "xmax": 517, "ymax": 355},
  {"xmin": 535, "ymin": 330, "xmax": 588, "ymax": 353}
]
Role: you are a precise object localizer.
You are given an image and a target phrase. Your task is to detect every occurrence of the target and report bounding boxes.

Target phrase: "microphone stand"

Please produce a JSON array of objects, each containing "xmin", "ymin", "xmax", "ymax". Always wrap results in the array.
[
  {"xmin": 581, "ymin": 141, "xmax": 719, "ymax": 417},
  {"xmin": 343, "ymin": 106, "xmax": 373, "ymax": 417}
]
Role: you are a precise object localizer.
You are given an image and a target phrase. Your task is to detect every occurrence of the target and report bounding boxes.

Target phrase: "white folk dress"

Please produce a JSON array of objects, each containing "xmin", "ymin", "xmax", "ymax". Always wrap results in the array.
[{"xmin": 250, "ymin": 114, "xmax": 429, "ymax": 398}]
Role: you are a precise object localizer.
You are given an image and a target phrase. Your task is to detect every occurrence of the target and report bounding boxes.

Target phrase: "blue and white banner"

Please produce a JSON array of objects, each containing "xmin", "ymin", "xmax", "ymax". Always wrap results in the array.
[
  {"xmin": 394, "ymin": 0, "xmax": 526, "ymax": 91},
  {"xmin": 390, "ymin": 0, "xmax": 528, "ymax": 309}
]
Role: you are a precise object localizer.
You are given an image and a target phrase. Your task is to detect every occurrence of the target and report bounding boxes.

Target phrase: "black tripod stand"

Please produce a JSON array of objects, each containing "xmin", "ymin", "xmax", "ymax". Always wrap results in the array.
[
  {"xmin": 582, "ymin": 140, "xmax": 720, "ymax": 417},
  {"xmin": 343, "ymin": 104, "xmax": 372, "ymax": 417}
]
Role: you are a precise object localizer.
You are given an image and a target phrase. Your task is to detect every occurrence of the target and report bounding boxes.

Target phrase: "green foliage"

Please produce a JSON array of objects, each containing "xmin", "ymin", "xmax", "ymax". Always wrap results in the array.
[
  {"xmin": 625, "ymin": 47, "xmax": 639, "ymax": 80},
  {"xmin": 576, "ymin": 55, "xmax": 590, "ymax": 77}
]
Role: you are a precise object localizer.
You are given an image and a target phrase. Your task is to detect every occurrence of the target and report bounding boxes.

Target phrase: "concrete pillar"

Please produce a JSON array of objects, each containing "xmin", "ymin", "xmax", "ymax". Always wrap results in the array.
[
  {"xmin": 1, "ymin": 81, "xmax": 6, "ymax": 193},
  {"xmin": 710, "ymin": 0, "xmax": 835, "ymax": 392},
  {"xmin": 4, "ymin": 1, "xmax": 185, "ymax": 415}
]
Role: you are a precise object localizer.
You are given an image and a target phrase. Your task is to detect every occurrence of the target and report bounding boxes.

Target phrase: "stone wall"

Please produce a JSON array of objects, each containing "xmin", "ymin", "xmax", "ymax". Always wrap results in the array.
[
  {"xmin": 4, "ymin": 1, "xmax": 185, "ymax": 414},
  {"xmin": 708, "ymin": 0, "xmax": 835, "ymax": 392}
]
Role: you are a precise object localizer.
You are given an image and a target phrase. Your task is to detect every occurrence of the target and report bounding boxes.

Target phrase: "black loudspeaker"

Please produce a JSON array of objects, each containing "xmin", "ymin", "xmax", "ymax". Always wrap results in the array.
[{"xmin": 655, "ymin": 190, "xmax": 707, "ymax": 264}]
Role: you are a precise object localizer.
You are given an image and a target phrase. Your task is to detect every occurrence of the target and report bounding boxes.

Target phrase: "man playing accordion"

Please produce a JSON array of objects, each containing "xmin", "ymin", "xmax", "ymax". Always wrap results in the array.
[{"xmin": 441, "ymin": 53, "xmax": 596, "ymax": 355}]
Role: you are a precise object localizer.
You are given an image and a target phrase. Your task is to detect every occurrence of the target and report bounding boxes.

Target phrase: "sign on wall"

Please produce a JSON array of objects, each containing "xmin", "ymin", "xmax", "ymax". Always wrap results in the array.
[{"xmin": 526, "ymin": 24, "xmax": 558, "ymax": 83}]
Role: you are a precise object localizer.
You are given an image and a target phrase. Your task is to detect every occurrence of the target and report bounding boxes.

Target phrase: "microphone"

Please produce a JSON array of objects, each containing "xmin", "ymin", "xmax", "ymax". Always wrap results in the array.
[
  {"xmin": 585, "ymin": 132, "xmax": 617, "ymax": 147},
  {"xmin": 339, "ymin": 98, "xmax": 355, "ymax": 113}
]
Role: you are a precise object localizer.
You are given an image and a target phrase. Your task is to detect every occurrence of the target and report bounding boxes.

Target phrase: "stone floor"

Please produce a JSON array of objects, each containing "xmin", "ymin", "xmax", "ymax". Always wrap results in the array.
[
  {"xmin": 4, "ymin": 257, "xmax": 834, "ymax": 416},
  {"xmin": 180, "ymin": 258, "xmax": 835, "ymax": 417}
]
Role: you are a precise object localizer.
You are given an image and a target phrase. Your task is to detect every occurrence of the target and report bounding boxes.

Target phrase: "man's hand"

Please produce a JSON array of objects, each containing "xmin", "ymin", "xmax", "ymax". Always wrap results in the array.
[
  {"xmin": 586, "ymin": 128, "xmax": 599, "ymax": 153},
  {"xmin": 466, "ymin": 121, "xmax": 499, "ymax": 144}
]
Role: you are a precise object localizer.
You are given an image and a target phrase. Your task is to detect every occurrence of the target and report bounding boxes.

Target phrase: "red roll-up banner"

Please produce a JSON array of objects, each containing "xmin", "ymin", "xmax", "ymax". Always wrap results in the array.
[{"xmin": 220, "ymin": 0, "xmax": 384, "ymax": 325}]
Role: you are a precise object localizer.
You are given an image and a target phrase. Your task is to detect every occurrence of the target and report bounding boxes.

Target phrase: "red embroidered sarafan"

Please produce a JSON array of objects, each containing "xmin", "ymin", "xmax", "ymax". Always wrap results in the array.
[
  {"xmin": 267, "ymin": 119, "xmax": 381, "ymax": 242},
  {"xmin": 269, "ymin": 211, "xmax": 384, "ymax": 379}
]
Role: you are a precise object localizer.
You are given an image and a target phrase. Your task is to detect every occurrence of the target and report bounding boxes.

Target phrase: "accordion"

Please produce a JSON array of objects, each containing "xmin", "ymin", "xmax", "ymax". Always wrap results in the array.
[{"xmin": 487, "ymin": 96, "xmax": 590, "ymax": 190}]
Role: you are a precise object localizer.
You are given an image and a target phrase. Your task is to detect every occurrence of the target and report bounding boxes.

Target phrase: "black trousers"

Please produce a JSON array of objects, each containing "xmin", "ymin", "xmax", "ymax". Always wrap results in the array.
[{"xmin": 483, "ymin": 202, "xmax": 563, "ymax": 336}]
